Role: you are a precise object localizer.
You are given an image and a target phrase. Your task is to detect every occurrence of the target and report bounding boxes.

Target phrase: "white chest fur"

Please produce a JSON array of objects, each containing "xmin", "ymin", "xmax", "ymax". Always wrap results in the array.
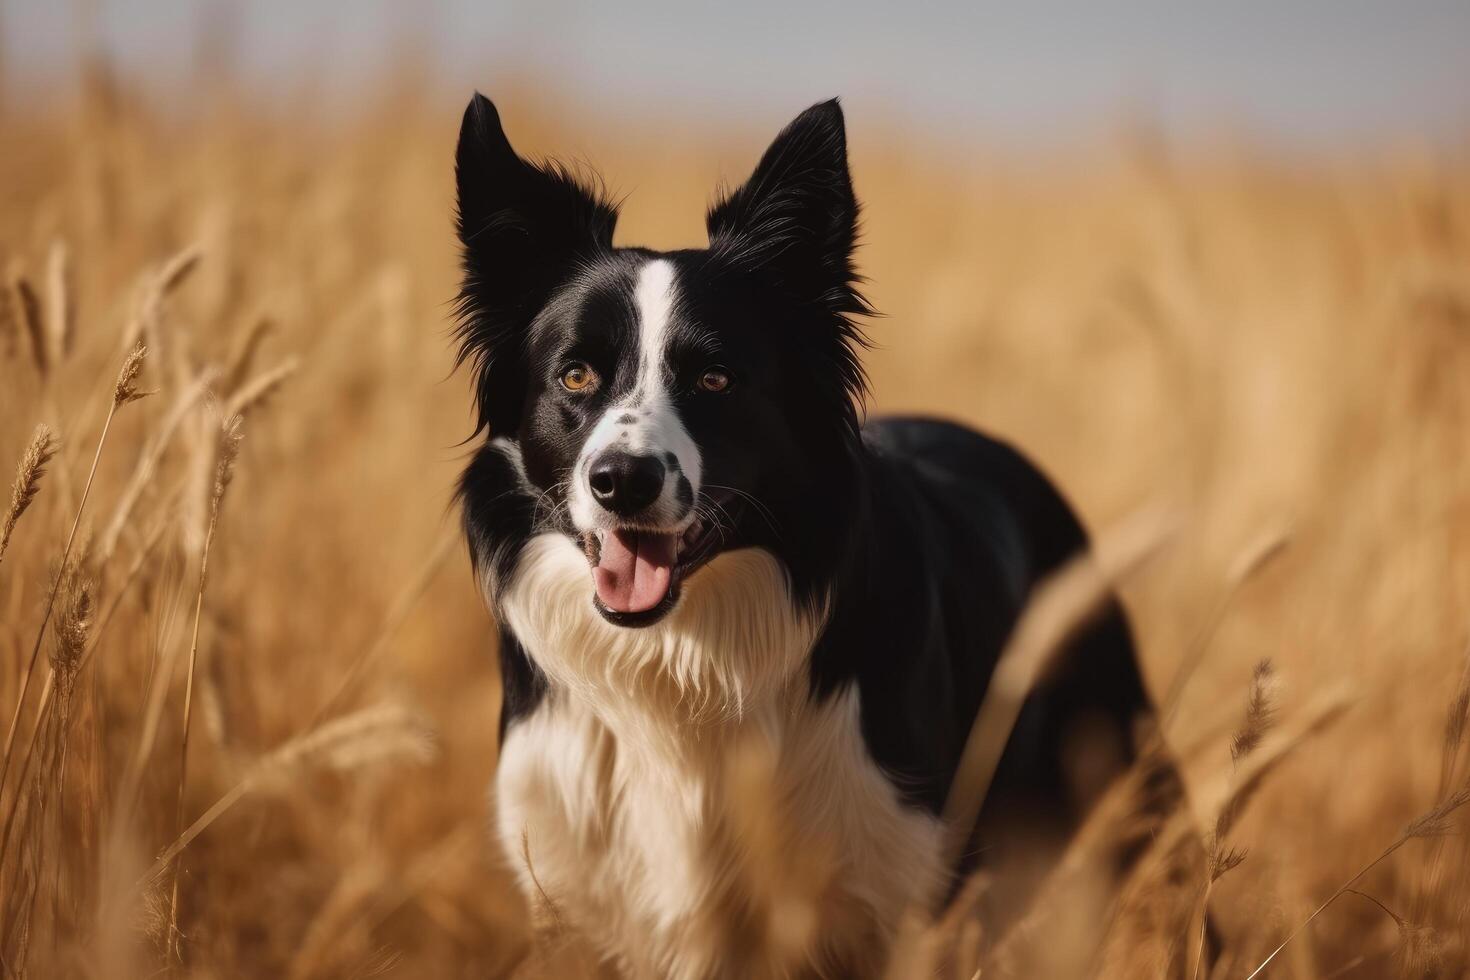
[{"xmin": 493, "ymin": 534, "xmax": 945, "ymax": 979}]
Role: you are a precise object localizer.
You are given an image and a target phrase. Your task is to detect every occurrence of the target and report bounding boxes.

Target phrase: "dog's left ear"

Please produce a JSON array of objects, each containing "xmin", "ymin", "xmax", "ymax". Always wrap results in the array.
[
  {"xmin": 455, "ymin": 93, "xmax": 618, "ymax": 436},
  {"xmin": 706, "ymin": 99, "xmax": 867, "ymax": 321}
]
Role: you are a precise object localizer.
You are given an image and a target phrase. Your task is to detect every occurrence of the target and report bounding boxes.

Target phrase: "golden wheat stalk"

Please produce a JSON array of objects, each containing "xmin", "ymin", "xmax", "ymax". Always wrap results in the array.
[
  {"xmin": 111, "ymin": 480, "xmax": 207, "ymax": 834},
  {"xmin": 0, "ymin": 343, "xmax": 150, "ymax": 796},
  {"xmin": 89, "ymin": 485, "xmax": 184, "ymax": 668},
  {"xmin": 0, "ymin": 424, "xmax": 57, "ymax": 570},
  {"xmin": 1438, "ymin": 642, "xmax": 1470, "ymax": 798},
  {"xmin": 307, "ymin": 524, "xmax": 458, "ymax": 727},
  {"xmin": 1244, "ymin": 785, "xmax": 1470, "ymax": 980},
  {"xmin": 1409, "ymin": 642, "xmax": 1470, "ymax": 933},
  {"xmin": 41, "ymin": 562, "xmax": 91, "ymax": 915},
  {"xmin": 166, "ymin": 413, "xmax": 242, "ymax": 956},
  {"xmin": 98, "ymin": 366, "xmax": 216, "ymax": 561},
  {"xmin": 113, "ymin": 339, "xmax": 149, "ymax": 405},
  {"xmin": 1188, "ymin": 659, "xmax": 1279, "ymax": 980},
  {"xmin": 143, "ymin": 702, "xmax": 435, "ymax": 887},
  {"xmin": 0, "ymin": 558, "xmax": 93, "ymax": 887},
  {"xmin": 10, "ymin": 272, "xmax": 46, "ymax": 380},
  {"xmin": 288, "ymin": 824, "xmax": 475, "ymax": 980},
  {"xmin": 118, "ymin": 246, "xmax": 204, "ymax": 430},
  {"xmin": 718, "ymin": 730, "xmax": 834, "ymax": 971},
  {"xmin": 0, "ymin": 536, "xmax": 168, "ymax": 898},
  {"xmin": 1228, "ymin": 660, "xmax": 1280, "ymax": 767},
  {"xmin": 222, "ymin": 357, "xmax": 299, "ymax": 421},
  {"xmin": 1162, "ymin": 525, "xmax": 1290, "ymax": 727},
  {"xmin": 4, "ymin": 482, "xmax": 183, "ymax": 878},
  {"xmin": 121, "ymin": 245, "xmax": 202, "ymax": 355},
  {"xmin": 44, "ymin": 241, "xmax": 73, "ymax": 367},
  {"xmin": 62, "ymin": 247, "xmax": 200, "ymax": 488},
  {"xmin": 1341, "ymin": 888, "xmax": 1442, "ymax": 969},
  {"xmin": 221, "ymin": 315, "xmax": 274, "ymax": 395},
  {"xmin": 11, "ymin": 261, "xmax": 82, "ymax": 514}
]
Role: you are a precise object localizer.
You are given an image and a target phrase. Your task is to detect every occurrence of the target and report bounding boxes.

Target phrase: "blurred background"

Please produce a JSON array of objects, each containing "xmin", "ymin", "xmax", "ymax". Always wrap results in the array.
[
  {"xmin": 1, "ymin": 2, "xmax": 1469, "ymax": 977},
  {"xmin": 6, "ymin": 0, "xmax": 1470, "ymax": 146}
]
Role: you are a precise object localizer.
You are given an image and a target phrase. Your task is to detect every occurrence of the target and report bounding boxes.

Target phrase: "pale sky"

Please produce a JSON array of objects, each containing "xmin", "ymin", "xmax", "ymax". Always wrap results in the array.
[{"xmin": 4, "ymin": 0, "xmax": 1468, "ymax": 147}]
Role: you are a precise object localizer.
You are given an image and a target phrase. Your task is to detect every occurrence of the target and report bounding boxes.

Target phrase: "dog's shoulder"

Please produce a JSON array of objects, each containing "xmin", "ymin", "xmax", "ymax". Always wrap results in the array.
[
  {"xmin": 458, "ymin": 438, "xmax": 550, "ymax": 736},
  {"xmin": 459, "ymin": 437, "xmax": 537, "ymax": 598}
]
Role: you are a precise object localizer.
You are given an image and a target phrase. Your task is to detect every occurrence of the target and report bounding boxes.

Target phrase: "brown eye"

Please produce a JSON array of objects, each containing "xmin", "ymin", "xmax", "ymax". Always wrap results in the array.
[
  {"xmin": 698, "ymin": 368, "xmax": 732, "ymax": 393},
  {"xmin": 560, "ymin": 363, "xmax": 598, "ymax": 392}
]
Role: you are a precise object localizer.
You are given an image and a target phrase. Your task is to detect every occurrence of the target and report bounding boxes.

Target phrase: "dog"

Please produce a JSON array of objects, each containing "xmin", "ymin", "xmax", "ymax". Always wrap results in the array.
[{"xmin": 453, "ymin": 93, "xmax": 1182, "ymax": 978}]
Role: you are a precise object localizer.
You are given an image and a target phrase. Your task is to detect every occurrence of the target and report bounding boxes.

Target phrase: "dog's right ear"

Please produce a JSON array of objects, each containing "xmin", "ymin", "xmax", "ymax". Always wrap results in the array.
[{"xmin": 455, "ymin": 93, "xmax": 618, "ymax": 436}]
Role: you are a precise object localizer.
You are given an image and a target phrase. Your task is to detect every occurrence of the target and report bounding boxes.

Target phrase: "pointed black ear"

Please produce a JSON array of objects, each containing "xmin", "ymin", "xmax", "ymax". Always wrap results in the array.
[
  {"xmin": 455, "ymin": 93, "xmax": 618, "ymax": 435},
  {"xmin": 705, "ymin": 99, "xmax": 867, "ymax": 320}
]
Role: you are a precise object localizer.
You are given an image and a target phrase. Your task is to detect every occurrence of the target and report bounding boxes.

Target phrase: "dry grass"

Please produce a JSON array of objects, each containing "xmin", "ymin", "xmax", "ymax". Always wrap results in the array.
[{"xmin": 1, "ymin": 59, "xmax": 1469, "ymax": 979}]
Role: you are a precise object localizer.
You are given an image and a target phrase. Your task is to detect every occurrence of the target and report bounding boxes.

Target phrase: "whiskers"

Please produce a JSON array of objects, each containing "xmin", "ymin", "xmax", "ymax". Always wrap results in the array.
[
  {"xmin": 525, "ymin": 476, "xmax": 779, "ymax": 555},
  {"xmin": 701, "ymin": 483, "xmax": 783, "ymax": 542},
  {"xmin": 530, "ymin": 479, "xmax": 574, "ymax": 532},
  {"xmin": 694, "ymin": 498, "xmax": 737, "ymax": 552}
]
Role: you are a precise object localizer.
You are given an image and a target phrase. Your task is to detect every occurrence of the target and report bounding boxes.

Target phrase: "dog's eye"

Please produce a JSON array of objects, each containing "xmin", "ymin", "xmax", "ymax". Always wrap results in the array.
[
  {"xmin": 560, "ymin": 363, "xmax": 598, "ymax": 392},
  {"xmin": 698, "ymin": 368, "xmax": 732, "ymax": 393}
]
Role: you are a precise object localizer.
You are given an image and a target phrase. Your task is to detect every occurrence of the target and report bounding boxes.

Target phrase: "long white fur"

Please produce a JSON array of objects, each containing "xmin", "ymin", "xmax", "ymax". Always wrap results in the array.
[
  {"xmin": 568, "ymin": 258, "xmax": 703, "ymax": 532},
  {"xmin": 494, "ymin": 532, "xmax": 947, "ymax": 977}
]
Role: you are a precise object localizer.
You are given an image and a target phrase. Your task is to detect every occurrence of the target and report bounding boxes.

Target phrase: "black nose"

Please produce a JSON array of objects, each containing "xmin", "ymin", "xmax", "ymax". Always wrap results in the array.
[{"xmin": 588, "ymin": 452, "xmax": 665, "ymax": 515}]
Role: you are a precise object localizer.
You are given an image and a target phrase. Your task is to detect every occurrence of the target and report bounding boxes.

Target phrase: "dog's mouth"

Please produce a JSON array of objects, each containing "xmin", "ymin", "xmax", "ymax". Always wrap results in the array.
[{"xmin": 582, "ymin": 515, "xmax": 725, "ymax": 627}]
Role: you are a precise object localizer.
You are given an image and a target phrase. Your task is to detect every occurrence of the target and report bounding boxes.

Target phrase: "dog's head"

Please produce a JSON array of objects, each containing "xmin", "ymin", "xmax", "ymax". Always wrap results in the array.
[{"xmin": 455, "ymin": 94, "xmax": 868, "ymax": 627}]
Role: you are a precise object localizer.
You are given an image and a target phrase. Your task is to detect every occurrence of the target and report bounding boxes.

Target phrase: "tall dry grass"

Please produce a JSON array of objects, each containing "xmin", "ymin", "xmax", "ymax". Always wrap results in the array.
[{"xmin": 1, "ymin": 60, "xmax": 1469, "ymax": 978}]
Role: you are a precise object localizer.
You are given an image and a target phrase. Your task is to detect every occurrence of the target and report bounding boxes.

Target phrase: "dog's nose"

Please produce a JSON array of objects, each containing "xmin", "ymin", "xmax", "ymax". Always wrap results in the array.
[{"xmin": 588, "ymin": 452, "xmax": 665, "ymax": 515}]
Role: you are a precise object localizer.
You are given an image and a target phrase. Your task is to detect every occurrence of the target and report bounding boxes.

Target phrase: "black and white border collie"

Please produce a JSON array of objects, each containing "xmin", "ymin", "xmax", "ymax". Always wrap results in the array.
[{"xmin": 454, "ymin": 94, "xmax": 1172, "ymax": 977}]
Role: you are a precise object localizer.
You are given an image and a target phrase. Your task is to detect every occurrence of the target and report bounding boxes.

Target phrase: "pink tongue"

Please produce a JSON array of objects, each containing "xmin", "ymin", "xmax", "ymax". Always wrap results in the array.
[{"xmin": 593, "ymin": 529, "xmax": 677, "ymax": 614}]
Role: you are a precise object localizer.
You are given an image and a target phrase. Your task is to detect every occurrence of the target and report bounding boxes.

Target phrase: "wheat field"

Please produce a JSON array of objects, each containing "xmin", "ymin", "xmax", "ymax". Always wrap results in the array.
[{"xmin": 1, "ymin": 64, "xmax": 1469, "ymax": 978}]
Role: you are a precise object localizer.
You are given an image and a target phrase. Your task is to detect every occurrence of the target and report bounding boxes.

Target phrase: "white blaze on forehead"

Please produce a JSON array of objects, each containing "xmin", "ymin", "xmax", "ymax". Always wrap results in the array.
[
  {"xmin": 632, "ymin": 259, "xmax": 677, "ymax": 400},
  {"xmin": 567, "ymin": 258, "xmax": 703, "ymax": 532}
]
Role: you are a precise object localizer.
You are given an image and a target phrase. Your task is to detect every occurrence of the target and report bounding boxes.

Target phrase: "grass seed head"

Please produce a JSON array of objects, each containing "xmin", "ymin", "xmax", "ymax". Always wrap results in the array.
[
  {"xmin": 1, "ymin": 423, "xmax": 58, "ymax": 564},
  {"xmin": 11, "ymin": 273, "xmax": 46, "ymax": 378},
  {"xmin": 212, "ymin": 414, "xmax": 243, "ymax": 512},
  {"xmin": 1230, "ymin": 659, "xmax": 1279, "ymax": 766},
  {"xmin": 50, "ymin": 559, "xmax": 94, "ymax": 684},
  {"xmin": 113, "ymin": 341, "xmax": 151, "ymax": 406},
  {"xmin": 1404, "ymin": 786, "xmax": 1470, "ymax": 841},
  {"xmin": 1210, "ymin": 845, "xmax": 1248, "ymax": 883}
]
